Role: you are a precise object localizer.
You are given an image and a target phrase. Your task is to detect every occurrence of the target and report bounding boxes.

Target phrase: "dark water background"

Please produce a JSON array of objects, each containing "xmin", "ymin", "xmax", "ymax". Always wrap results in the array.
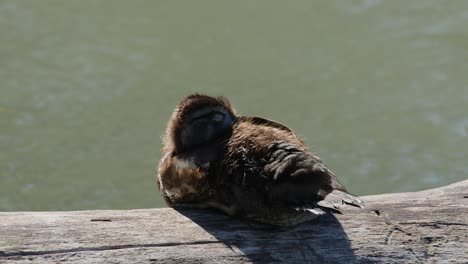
[{"xmin": 1, "ymin": 0, "xmax": 467, "ymax": 211}]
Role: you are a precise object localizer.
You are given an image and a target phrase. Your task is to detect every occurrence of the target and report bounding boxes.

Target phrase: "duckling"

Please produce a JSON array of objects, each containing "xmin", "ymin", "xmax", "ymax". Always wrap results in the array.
[{"xmin": 156, "ymin": 94, "xmax": 363, "ymax": 226}]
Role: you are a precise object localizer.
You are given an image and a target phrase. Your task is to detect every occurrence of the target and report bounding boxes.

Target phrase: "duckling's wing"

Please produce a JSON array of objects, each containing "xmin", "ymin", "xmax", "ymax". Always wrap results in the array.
[
  {"xmin": 229, "ymin": 117, "xmax": 363, "ymax": 211},
  {"xmin": 263, "ymin": 141, "xmax": 364, "ymax": 209}
]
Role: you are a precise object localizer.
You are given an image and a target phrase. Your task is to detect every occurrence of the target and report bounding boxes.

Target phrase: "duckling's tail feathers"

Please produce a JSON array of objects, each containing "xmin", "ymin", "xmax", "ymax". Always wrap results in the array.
[{"xmin": 317, "ymin": 189, "xmax": 364, "ymax": 212}]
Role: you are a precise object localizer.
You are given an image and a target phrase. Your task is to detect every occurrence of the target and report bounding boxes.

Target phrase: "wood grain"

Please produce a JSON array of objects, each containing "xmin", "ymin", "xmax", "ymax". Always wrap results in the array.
[{"xmin": 1, "ymin": 180, "xmax": 467, "ymax": 263}]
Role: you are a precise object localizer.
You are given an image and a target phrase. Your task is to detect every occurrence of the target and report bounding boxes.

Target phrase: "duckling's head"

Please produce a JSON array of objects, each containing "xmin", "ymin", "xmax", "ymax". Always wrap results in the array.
[{"xmin": 164, "ymin": 94, "xmax": 237, "ymax": 154}]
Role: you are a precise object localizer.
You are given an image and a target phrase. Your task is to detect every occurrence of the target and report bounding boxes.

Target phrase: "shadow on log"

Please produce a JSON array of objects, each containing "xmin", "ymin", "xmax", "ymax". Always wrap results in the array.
[
  {"xmin": 175, "ymin": 209, "xmax": 358, "ymax": 263},
  {"xmin": 0, "ymin": 180, "xmax": 467, "ymax": 263}
]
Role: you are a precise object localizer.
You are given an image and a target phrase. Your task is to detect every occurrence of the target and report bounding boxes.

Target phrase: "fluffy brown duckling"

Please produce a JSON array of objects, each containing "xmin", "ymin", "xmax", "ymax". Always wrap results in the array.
[{"xmin": 156, "ymin": 94, "xmax": 363, "ymax": 226}]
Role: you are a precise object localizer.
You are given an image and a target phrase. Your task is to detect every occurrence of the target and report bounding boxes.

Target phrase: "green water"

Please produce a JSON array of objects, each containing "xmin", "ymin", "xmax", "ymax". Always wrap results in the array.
[{"xmin": 1, "ymin": 0, "xmax": 467, "ymax": 211}]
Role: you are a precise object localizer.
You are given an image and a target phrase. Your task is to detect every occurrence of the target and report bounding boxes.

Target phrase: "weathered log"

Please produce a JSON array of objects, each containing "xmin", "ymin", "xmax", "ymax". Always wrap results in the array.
[{"xmin": 1, "ymin": 180, "xmax": 467, "ymax": 263}]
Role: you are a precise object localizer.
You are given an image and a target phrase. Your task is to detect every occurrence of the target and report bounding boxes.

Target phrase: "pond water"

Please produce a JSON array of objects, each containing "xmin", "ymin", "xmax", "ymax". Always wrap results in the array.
[{"xmin": 1, "ymin": 0, "xmax": 467, "ymax": 211}]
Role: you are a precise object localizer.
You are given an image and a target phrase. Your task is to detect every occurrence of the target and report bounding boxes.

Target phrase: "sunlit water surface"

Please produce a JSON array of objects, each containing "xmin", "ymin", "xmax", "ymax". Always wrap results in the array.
[{"xmin": 1, "ymin": 0, "xmax": 467, "ymax": 210}]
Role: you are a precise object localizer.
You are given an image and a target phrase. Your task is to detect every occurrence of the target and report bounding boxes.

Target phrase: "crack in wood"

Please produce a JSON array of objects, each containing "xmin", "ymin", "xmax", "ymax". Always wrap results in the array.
[
  {"xmin": 399, "ymin": 221, "xmax": 468, "ymax": 227},
  {"xmin": 90, "ymin": 218, "xmax": 112, "ymax": 222},
  {"xmin": 384, "ymin": 226, "xmax": 411, "ymax": 245},
  {"xmin": 0, "ymin": 240, "xmax": 221, "ymax": 257},
  {"xmin": 384, "ymin": 225, "xmax": 432, "ymax": 262}
]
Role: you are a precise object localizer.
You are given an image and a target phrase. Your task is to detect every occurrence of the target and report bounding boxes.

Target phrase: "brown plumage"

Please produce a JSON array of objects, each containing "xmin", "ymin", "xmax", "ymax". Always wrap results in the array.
[{"xmin": 157, "ymin": 94, "xmax": 363, "ymax": 226}]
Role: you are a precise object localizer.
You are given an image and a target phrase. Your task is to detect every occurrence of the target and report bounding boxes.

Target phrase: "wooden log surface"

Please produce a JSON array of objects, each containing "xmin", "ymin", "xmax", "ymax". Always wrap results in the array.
[{"xmin": 1, "ymin": 180, "xmax": 467, "ymax": 263}]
